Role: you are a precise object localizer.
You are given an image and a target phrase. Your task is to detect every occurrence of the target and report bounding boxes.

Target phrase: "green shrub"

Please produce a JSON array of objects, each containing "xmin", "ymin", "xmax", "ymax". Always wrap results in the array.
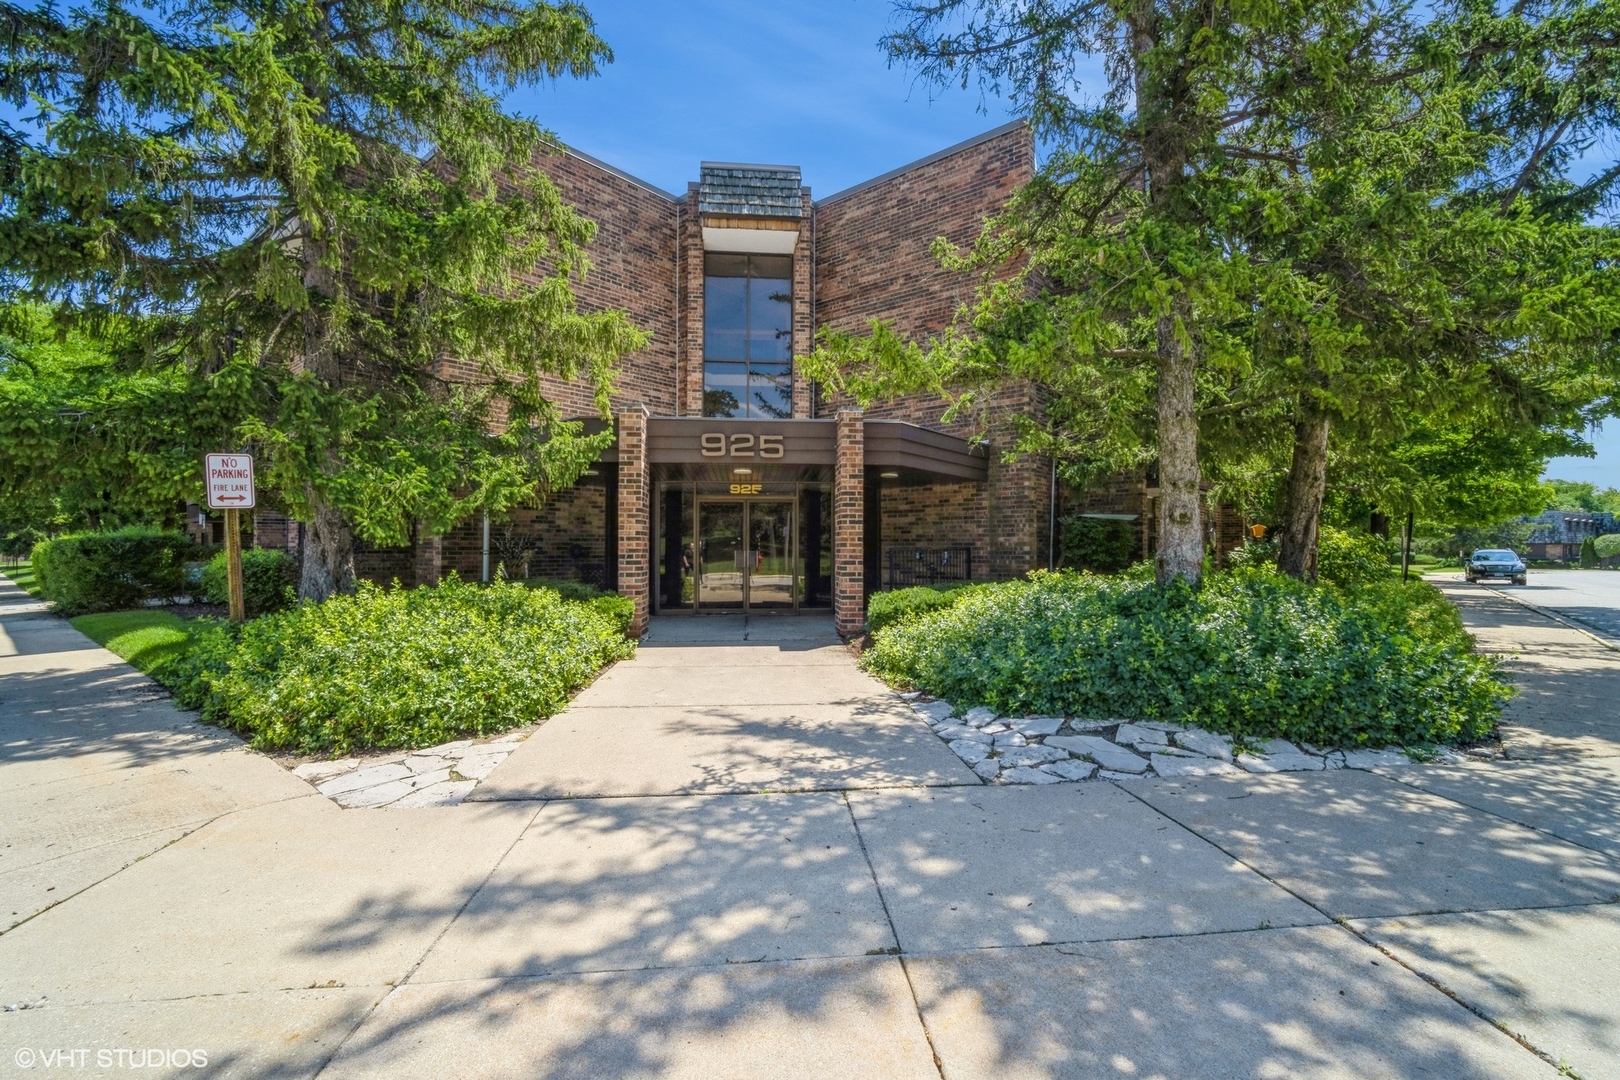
[
  {"xmin": 521, "ymin": 577, "xmax": 634, "ymax": 634},
  {"xmin": 35, "ymin": 528, "xmax": 195, "ymax": 614},
  {"xmin": 866, "ymin": 583, "xmax": 977, "ymax": 635},
  {"xmin": 1316, "ymin": 527, "xmax": 1394, "ymax": 587},
  {"xmin": 863, "ymin": 569, "xmax": 1507, "ymax": 749},
  {"xmin": 201, "ymin": 547, "xmax": 296, "ymax": 615},
  {"xmin": 165, "ymin": 574, "xmax": 634, "ymax": 754},
  {"xmin": 1059, "ymin": 515, "xmax": 1137, "ymax": 573},
  {"xmin": 1226, "ymin": 538, "xmax": 1277, "ymax": 570},
  {"xmin": 1580, "ymin": 537, "xmax": 1600, "ymax": 568},
  {"xmin": 30, "ymin": 538, "xmax": 53, "ymax": 595},
  {"xmin": 1595, "ymin": 533, "xmax": 1620, "ymax": 560}
]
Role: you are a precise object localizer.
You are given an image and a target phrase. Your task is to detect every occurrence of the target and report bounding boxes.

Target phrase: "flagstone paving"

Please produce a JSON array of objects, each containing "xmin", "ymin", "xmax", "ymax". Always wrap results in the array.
[{"xmin": 2, "ymin": 575, "xmax": 1618, "ymax": 1078}]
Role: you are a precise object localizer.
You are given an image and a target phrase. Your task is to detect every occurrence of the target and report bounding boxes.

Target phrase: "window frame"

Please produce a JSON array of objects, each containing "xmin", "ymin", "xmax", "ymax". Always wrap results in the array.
[{"xmin": 702, "ymin": 253, "xmax": 794, "ymax": 419}]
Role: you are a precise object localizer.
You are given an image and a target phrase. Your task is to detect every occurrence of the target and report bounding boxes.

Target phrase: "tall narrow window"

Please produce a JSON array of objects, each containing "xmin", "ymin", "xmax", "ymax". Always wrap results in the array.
[{"xmin": 703, "ymin": 253, "xmax": 792, "ymax": 418}]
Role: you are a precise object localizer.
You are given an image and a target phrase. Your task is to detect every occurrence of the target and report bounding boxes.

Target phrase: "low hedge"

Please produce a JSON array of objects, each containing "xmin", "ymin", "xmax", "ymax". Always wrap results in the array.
[
  {"xmin": 161, "ymin": 575, "xmax": 634, "ymax": 755},
  {"xmin": 863, "ymin": 568, "xmax": 1508, "ymax": 749},
  {"xmin": 522, "ymin": 577, "xmax": 635, "ymax": 635},
  {"xmin": 200, "ymin": 547, "xmax": 297, "ymax": 616},
  {"xmin": 32, "ymin": 528, "xmax": 195, "ymax": 615},
  {"xmin": 866, "ymin": 583, "xmax": 978, "ymax": 635}
]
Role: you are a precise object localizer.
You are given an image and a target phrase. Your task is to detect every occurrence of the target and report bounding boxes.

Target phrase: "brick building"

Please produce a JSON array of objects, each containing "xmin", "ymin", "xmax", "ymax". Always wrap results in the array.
[{"xmin": 256, "ymin": 122, "xmax": 1210, "ymax": 635}]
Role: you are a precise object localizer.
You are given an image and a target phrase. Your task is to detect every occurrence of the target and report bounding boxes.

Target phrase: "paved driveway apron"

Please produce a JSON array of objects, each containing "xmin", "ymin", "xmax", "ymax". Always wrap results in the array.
[{"xmin": 1, "ymin": 593, "xmax": 1616, "ymax": 1078}]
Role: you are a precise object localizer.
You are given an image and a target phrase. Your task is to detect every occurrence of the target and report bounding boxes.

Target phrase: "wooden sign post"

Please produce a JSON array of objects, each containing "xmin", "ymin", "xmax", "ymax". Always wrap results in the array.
[{"xmin": 205, "ymin": 453, "xmax": 256, "ymax": 620}]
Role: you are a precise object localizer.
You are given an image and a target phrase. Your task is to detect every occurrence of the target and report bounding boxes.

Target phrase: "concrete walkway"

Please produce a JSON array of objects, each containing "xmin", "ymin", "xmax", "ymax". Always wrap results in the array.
[{"xmin": 1, "ymin": 578, "xmax": 1617, "ymax": 1078}]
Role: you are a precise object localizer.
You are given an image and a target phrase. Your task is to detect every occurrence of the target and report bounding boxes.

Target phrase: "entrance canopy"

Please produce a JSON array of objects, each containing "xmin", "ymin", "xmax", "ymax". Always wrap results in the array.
[{"xmin": 638, "ymin": 417, "xmax": 987, "ymax": 482}]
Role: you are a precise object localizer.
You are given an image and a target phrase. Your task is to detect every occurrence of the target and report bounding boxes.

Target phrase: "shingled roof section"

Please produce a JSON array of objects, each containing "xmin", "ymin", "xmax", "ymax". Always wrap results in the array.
[{"xmin": 698, "ymin": 163, "xmax": 803, "ymax": 218}]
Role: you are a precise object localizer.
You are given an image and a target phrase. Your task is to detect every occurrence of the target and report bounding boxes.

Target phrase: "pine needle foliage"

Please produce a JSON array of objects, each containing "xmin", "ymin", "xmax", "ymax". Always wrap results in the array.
[{"xmin": 1, "ymin": 0, "xmax": 647, "ymax": 597}]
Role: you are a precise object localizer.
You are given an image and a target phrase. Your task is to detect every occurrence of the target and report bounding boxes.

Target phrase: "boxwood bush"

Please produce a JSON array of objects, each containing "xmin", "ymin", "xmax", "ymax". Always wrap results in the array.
[
  {"xmin": 866, "ymin": 583, "xmax": 978, "ymax": 635},
  {"xmin": 31, "ymin": 528, "xmax": 195, "ymax": 614},
  {"xmin": 863, "ymin": 569, "xmax": 1508, "ymax": 748},
  {"xmin": 161, "ymin": 575, "xmax": 634, "ymax": 754},
  {"xmin": 201, "ymin": 547, "xmax": 297, "ymax": 616}
]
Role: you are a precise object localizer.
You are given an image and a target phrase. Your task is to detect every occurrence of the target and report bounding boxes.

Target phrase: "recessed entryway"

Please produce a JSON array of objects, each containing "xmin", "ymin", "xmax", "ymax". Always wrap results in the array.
[{"xmin": 695, "ymin": 498, "xmax": 796, "ymax": 610}]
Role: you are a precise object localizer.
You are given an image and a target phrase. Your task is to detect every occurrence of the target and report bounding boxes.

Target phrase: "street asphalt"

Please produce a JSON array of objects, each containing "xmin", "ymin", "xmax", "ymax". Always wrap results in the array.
[
  {"xmin": 0, "ymin": 573, "xmax": 1617, "ymax": 1078},
  {"xmin": 1442, "ymin": 567, "xmax": 1620, "ymax": 642}
]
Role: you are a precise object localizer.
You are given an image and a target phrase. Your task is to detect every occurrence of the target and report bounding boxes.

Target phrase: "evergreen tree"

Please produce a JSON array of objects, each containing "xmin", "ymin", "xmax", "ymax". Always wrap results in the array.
[
  {"xmin": 807, "ymin": 0, "xmax": 1620, "ymax": 583},
  {"xmin": 1, "ymin": 0, "xmax": 645, "ymax": 599}
]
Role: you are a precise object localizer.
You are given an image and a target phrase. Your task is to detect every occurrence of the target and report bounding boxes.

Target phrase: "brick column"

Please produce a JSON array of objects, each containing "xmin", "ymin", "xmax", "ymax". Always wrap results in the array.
[
  {"xmin": 680, "ymin": 188, "xmax": 706, "ymax": 416},
  {"xmin": 617, "ymin": 405, "xmax": 651, "ymax": 636},
  {"xmin": 834, "ymin": 409, "xmax": 865, "ymax": 638},
  {"xmin": 413, "ymin": 526, "xmax": 442, "ymax": 588}
]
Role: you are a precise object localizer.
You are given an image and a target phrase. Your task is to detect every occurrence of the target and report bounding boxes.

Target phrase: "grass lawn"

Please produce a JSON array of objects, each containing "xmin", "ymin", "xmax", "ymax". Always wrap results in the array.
[
  {"xmin": 71, "ymin": 610, "xmax": 201, "ymax": 675},
  {"xmin": 2, "ymin": 564, "xmax": 43, "ymax": 597}
]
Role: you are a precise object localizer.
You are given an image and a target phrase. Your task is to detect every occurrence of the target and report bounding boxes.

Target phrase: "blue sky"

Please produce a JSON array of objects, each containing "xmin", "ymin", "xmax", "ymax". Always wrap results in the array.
[
  {"xmin": 504, "ymin": 0, "xmax": 1026, "ymax": 198},
  {"xmin": 510, "ymin": 0, "xmax": 1617, "ymax": 488}
]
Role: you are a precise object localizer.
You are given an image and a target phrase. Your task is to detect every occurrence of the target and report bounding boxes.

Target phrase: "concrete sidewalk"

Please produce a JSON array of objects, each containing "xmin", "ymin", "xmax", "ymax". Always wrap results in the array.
[{"xmin": 1, "ymin": 578, "xmax": 1616, "ymax": 1078}]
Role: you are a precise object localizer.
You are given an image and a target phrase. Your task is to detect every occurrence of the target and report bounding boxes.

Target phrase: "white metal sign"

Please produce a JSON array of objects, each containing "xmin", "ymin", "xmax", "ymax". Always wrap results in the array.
[{"xmin": 205, "ymin": 453, "xmax": 256, "ymax": 510}]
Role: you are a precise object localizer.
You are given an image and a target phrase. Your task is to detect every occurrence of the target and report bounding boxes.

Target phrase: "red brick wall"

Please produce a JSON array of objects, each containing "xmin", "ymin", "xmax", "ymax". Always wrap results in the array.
[
  {"xmin": 507, "ymin": 147, "xmax": 679, "ymax": 417},
  {"xmin": 813, "ymin": 125, "xmax": 1051, "ymax": 581},
  {"xmin": 814, "ymin": 125, "xmax": 1032, "ymax": 345},
  {"xmin": 679, "ymin": 186, "xmax": 704, "ymax": 416}
]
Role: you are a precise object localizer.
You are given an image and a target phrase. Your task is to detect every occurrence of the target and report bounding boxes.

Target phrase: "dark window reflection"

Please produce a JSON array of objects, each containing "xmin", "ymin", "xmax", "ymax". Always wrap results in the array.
[
  {"xmin": 703, "ymin": 362, "xmax": 746, "ymax": 418},
  {"xmin": 703, "ymin": 253, "xmax": 794, "ymax": 417},
  {"xmin": 749, "ymin": 364, "xmax": 792, "ymax": 419}
]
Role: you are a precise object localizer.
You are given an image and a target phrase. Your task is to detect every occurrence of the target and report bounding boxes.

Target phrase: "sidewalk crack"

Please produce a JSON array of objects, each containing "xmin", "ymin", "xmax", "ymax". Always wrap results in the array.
[
  {"xmin": 1114, "ymin": 783, "xmax": 1578, "ymax": 1076},
  {"xmin": 842, "ymin": 792, "xmax": 946, "ymax": 1080},
  {"xmin": 310, "ymin": 799, "xmax": 549, "ymax": 1077}
]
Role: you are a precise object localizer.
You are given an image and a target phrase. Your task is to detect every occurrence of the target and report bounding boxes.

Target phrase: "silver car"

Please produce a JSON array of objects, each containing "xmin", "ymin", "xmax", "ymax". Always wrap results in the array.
[{"xmin": 1466, "ymin": 549, "xmax": 1527, "ymax": 585}]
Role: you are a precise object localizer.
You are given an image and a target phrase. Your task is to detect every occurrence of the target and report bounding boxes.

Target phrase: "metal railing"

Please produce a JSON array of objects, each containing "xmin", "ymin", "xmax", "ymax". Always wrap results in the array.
[{"xmin": 886, "ymin": 546, "xmax": 973, "ymax": 589}]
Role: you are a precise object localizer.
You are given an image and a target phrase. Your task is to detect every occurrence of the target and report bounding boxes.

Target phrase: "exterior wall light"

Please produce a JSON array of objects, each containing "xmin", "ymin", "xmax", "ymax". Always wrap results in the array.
[
  {"xmin": 733, "ymin": 467, "xmax": 753, "ymax": 475},
  {"xmin": 879, "ymin": 471, "xmax": 899, "ymax": 479},
  {"xmin": 582, "ymin": 469, "xmax": 600, "ymax": 477}
]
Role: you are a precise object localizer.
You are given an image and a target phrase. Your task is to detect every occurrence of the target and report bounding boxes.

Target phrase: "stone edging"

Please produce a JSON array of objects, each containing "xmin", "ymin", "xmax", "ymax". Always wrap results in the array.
[
  {"xmin": 290, "ymin": 732, "xmax": 528, "ymax": 808},
  {"xmin": 905, "ymin": 695, "xmax": 1476, "ymax": 784}
]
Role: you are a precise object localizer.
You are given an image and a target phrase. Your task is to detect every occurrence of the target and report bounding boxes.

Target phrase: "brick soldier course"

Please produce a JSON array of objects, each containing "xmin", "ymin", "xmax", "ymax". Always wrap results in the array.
[{"xmin": 251, "ymin": 122, "xmax": 1241, "ymax": 633}]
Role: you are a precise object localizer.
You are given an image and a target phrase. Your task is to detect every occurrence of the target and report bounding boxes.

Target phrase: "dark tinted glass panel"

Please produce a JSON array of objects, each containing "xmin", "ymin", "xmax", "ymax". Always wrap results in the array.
[
  {"xmin": 703, "ymin": 361, "xmax": 747, "ymax": 418},
  {"xmin": 748, "ymin": 364, "xmax": 792, "ymax": 419},
  {"xmin": 704, "ymin": 252, "xmax": 749, "ymax": 277},
  {"xmin": 703, "ymin": 276, "xmax": 747, "ymax": 360},
  {"xmin": 750, "ymin": 254, "xmax": 792, "ymax": 279},
  {"xmin": 798, "ymin": 488, "xmax": 831, "ymax": 608},
  {"xmin": 751, "ymin": 278, "xmax": 792, "ymax": 361},
  {"xmin": 659, "ymin": 487, "xmax": 693, "ymax": 610}
]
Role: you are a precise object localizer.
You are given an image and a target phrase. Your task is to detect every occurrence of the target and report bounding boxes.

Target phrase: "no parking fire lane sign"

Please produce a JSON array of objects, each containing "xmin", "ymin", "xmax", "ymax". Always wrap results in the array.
[{"xmin": 205, "ymin": 453, "xmax": 255, "ymax": 510}]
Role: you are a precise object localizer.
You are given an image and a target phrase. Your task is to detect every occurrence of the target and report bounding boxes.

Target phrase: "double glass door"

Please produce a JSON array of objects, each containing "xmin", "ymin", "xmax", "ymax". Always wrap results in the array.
[{"xmin": 695, "ymin": 500, "xmax": 795, "ymax": 609}]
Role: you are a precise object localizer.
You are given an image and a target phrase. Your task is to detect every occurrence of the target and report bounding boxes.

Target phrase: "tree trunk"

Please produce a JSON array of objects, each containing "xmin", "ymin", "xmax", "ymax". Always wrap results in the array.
[
  {"xmin": 299, "ymin": 492, "xmax": 356, "ymax": 601},
  {"xmin": 1130, "ymin": 4, "xmax": 1203, "ymax": 586},
  {"xmin": 1154, "ymin": 297, "xmax": 1204, "ymax": 584},
  {"xmin": 293, "ymin": 230, "xmax": 358, "ymax": 602},
  {"xmin": 1276, "ymin": 404, "xmax": 1331, "ymax": 581}
]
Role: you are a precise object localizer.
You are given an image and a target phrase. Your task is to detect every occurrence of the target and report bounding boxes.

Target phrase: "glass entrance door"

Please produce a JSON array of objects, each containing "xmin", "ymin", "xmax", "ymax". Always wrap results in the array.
[
  {"xmin": 747, "ymin": 501, "xmax": 794, "ymax": 608},
  {"xmin": 695, "ymin": 502, "xmax": 745, "ymax": 609},
  {"xmin": 695, "ymin": 500, "xmax": 796, "ymax": 609}
]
